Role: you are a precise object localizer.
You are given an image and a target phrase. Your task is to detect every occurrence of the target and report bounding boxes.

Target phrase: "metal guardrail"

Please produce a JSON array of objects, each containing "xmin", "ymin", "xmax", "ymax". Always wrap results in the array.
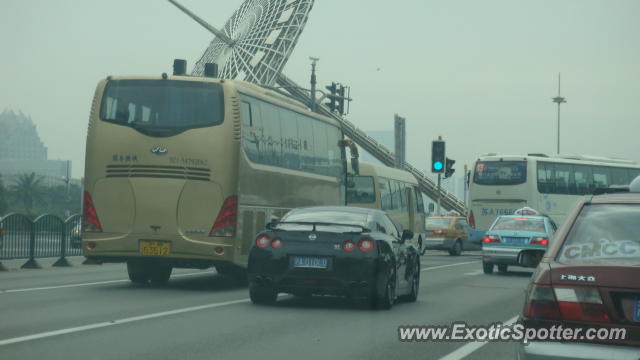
[
  {"xmin": 0, "ymin": 213, "xmax": 81, "ymax": 270},
  {"xmin": 276, "ymin": 74, "xmax": 468, "ymax": 214}
]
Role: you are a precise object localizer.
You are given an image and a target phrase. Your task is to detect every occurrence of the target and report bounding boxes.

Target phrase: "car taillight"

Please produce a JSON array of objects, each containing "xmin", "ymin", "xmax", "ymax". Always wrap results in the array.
[
  {"xmin": 358, "ymin": 238, "xmax": 374, "ymax": 253},
  {"xmin": 82, "ymin": 191, "xmax": 102, "ymax": 232},
  {"xmin": 482, "ymin": 235, "xmax": 500, "ymax": 243},
  {"xmin": 209, "ymin": 196, "xmax": 237, "ymax": 237},
  {"xmin": 555, "ymin": 287, "xmax": 610, "ymax": 323},
  {"xmin": 271, "ymin": 238, "xmax": 284, "ymax": 249},
  {"xmin": 523, "ymin": 285, "xmax": 562, "ymax": 320},
  {"xmin": 342, "ymin": 240, "xmax": 356, "ymax": 252},
  {"xmin": 256, "ymin": 235, "xmax": 271, "ymax": 248},
  {"xmin": 531, "ymin": 237, "xmax": 549, "ymax": 245},
  {"xmin": 468, "ymin": 211, "xmax": 476, "ymax": 229},
  {"xmin": 523, "ymin": 285, "xmax": 610, "ymax": 323}
]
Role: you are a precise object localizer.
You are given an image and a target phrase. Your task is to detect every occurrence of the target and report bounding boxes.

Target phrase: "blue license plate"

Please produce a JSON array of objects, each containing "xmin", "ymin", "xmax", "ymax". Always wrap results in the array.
[
  {"xmin": 634, "ymin": 297, "xmax": 640, "ymax": 322},
  {"xmin": 293, "ymin": 256, "xmax": 328, "ymax": 269},
  {"xmin": 504, "ymin": 237, "xmax": 527, "ymax": 244}
]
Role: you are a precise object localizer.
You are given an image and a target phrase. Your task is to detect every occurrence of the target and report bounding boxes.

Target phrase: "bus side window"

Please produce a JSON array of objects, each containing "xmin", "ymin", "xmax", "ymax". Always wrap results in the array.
[
  {"xmin": 610, "ymin": 167, "xmax": 629, "ymax": 186},
  {"xmin": 414, "ymin": 186, "xmax": 425, "ymax": 213},
  {"xmin": 591, "ymin": 167, "xmax": 611, "ymax": 191},
  {"xmin": 380, "ymin": 180, "xmax": 392, "ymax": 210},
  {"xmin": 573, "ymin": 165, "xmax": 592, "ymax": 195},
  {"xmin": 537, "ymin": 162, "xmax": 555, "ymax": 194}
]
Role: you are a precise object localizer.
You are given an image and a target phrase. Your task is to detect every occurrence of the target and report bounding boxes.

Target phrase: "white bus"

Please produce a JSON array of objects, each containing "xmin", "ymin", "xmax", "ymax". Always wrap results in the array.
[
  {"xmin": 468, "ymin": 153, "xmax": 640, "ymax": 231},
  {"xmin": 82, "ymin": 73, "xmax": 347, "ymax": 284},
  {"xmin": 346, "ymin": 162, "xmax": 426, "ymax": 249}
]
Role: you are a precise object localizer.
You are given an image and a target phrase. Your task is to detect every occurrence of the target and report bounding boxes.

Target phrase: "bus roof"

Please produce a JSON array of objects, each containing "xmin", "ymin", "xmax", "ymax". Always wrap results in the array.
[{"xmin": 476, "ymin": 153, "xmax": 639, "ymax": 167}]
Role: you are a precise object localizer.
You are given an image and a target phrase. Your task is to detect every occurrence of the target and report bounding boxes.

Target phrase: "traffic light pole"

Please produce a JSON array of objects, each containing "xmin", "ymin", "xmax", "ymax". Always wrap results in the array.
[{"xmin": 437, "ymin": 173, "xmax": 442, "ymax": 216}]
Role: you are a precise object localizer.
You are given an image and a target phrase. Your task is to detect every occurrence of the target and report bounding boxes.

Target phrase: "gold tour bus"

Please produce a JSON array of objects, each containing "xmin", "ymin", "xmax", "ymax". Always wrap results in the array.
[
  {"xmin": 346, "ymin": 162, "xmax": 426, "ymax": 251},
  {"xmin": 82, "ymin": 65, "xmax": 347, "ymax": 284}
]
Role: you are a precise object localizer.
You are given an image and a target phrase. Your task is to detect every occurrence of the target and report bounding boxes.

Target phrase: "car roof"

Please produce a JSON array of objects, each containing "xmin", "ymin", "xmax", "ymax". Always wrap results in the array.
[
  {"xmin": 589, "ymin": 192, "xmax": 640, "ymax": 204},
  {"xmin": 496, "ymin": 214, "xmax": 548, "ymax": 220}
]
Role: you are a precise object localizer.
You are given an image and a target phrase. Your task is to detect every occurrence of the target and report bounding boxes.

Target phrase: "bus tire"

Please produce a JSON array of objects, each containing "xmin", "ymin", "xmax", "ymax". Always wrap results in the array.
[
  {"xmin": 149, "ymin": 265, "xmax": 172, "ymax": 285},
  {"xmin": 448, "ymin": 240, "xmax": 462, "ymax": 256},
  {"xmin": 250, "ymin": 286, "xmax": 277, "ymax": 305},
  {"xmin": 127, "ymin": 260, "xmax": 150, "ymax": 284},
  {"xmin": 482, "ymin": 261, "xmax": 494, "ymax": 274},
  {"xmin": 497, "ymin": 264, "xmax": 508, "ymax": 273}
]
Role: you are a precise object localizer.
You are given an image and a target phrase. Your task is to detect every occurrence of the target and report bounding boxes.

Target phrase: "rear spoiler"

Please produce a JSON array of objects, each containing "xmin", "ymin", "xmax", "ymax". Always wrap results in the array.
[{"xmin": 267, "ymin": 220, "xmax": 370, "ymax": 233}]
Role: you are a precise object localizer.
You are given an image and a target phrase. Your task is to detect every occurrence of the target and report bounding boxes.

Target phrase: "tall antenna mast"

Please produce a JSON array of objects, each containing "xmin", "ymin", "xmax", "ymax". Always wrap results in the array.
[{"xmin": 552, "ymin": 72, "xmax": 567, "ymax": 154}]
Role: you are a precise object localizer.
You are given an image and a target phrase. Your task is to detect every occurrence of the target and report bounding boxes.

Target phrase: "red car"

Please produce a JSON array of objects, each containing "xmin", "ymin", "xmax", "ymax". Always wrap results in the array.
[{"xmin": 517, "ymin": 180, "xmax": 640, "ymax": 359}]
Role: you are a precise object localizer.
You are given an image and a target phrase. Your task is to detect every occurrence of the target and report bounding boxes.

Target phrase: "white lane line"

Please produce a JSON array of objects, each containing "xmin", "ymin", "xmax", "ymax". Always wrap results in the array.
[
  {"xmin": 0, "ymin": 297, "xmax": 250, "ymax": 346},
  {"xmin": 0, "ymin": 271, "xmax": 217, "ymax": 294},
  {"xmin": 437, "ymin": 315, "xmax": 519, "ymax": 360},
  {"xmin": 462, "ymin": 270, "xmax": 483, "ymax": 276},
  {"xmin": 421, "ymin": 261, "xmax": 478, "ymax": 272}
]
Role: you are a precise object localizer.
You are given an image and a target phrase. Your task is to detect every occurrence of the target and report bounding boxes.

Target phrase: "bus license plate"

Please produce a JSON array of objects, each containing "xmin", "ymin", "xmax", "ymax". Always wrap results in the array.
[
  {"xmin": 293, "ymin": 256, "xmax": 328, "ymax": 269},
  {"xmin": 140, "ymin": 240, "xmax": 171, "ymax": 256},
  {"xmin": 634, "ymin": 297, "xmax": 640, "ymax": 322}
]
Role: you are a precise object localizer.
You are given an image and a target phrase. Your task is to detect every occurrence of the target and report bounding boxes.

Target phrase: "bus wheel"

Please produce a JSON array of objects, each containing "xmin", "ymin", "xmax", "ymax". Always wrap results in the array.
[
  {"xmin": 127, "ymin": 261, "xmax": 150, "ymax": 284},
  {"xmin": 482, "ymin": 261, "xmax": 494, "ymax": 274},
  {"xmin": 149, "ymin": 265, "xmax": 173, "ymax": 285},
  {"xmin": 249, "ymin": 286, "xmax": 277, "ymax": 305},
  {"xmin": 448, "ymin": 240, "xmax": 462, "ymax": 256},
  {"xmin": 497, "ymin": 264, "xmax": 508, "ymax": 273}
]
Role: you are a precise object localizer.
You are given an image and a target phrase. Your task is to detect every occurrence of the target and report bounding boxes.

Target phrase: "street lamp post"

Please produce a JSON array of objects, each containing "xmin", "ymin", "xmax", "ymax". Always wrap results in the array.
[{"xmin": 552, "ymin": 73, "xmax": 567, "ymax": 154}]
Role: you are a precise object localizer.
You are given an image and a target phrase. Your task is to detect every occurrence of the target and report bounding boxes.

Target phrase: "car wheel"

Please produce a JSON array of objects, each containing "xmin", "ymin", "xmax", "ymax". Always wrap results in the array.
[
  {"xmin": 448, "ymin": 240, "xmax": 462, "ymax": 256},
  {"xmin": 497, "ymin": 264, "xmax": 508, "ymax": 273},
  {"xmin": 249, "ymin": 286, "xmax": 278, "ymax": 305},
  {"xmin": 149, "ymin": 265, "xmax": 172, "ymax": 285},
  {"xmin": 376, "ymin": 266, "xmax": 396, "ymax": 310},
  {"xmin": 482, "ymin": 261, "xmax": 494, "ymax": 274},
  {"xmin": 127, "ymin": 261, "xmax": 151, "ymax": 284},
  {"xmin": 400, "ymin": 258, "xmax": 420, "ymax": 302}
]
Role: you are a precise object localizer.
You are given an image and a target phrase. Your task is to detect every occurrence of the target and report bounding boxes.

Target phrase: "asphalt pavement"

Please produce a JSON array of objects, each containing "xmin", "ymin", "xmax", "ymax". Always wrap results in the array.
[{"xmin": 0, "ymin": 251, "xmax": 533, "ymax": 360}]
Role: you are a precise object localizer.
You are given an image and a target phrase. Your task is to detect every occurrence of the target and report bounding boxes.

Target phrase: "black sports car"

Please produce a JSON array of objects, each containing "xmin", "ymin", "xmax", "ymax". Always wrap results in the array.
[{"xmin": 247, "ymin": 206, "xmax": 421, "ymax": 309}]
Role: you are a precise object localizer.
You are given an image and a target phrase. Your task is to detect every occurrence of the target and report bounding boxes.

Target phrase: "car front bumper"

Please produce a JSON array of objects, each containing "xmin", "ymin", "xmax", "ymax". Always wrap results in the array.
[{"xmin": 516, "ymin": 341, "xmax": 640, "ymax": 360}]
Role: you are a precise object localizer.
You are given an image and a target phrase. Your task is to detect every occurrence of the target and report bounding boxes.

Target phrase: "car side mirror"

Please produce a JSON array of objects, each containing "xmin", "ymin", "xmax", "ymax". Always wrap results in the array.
[
  {"xmin": 266, "ymin": 219, "xmax": 278, "ymax": 230},
  {"xmin": 401, "ymin": 229, "xmax": 413, "ymax": 242}
]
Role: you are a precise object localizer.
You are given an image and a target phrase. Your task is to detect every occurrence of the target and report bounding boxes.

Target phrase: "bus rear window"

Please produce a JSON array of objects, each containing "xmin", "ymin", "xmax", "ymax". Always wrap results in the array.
[
  {"xmin": 346, "ymin": 176, "xmax": 376, "ymax": 203},
  {"xmin": 474, "ymin": 161, "xmax": 526, "ymax": 185},
  {"xmin": 100, "ymin": 80, "xmax": 224, "ymax": 135}
]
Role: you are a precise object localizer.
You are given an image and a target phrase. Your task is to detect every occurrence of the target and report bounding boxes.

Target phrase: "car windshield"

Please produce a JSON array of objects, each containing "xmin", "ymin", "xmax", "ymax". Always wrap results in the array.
[
  {"xmin": 491, "ymin": 217, "xmax": 546, "ymax": 232},
  {"xmin": 557, "ymin": 204, "xmax": 640, "ymax": 263},
  {"xmin": 426, "ymin": 218, "xmax": 452, "ymax": 228}
]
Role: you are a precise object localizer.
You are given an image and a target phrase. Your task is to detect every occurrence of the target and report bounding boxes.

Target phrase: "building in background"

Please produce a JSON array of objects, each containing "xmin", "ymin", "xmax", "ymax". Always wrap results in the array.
[{"xmin": 0, "ymin": 109, "xmax": 75, "ymax": 186}]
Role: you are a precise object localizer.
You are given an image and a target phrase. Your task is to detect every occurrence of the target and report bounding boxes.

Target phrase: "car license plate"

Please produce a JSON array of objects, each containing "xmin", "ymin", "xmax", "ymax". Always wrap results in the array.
[
  {"xmin": 140, "ymin": 240, "xmax": 171, "ymax": 256},
  {"xmin": 634, "ymin": 297, "xmax": 640, "ymax": 322},
  {"xmin": 504, "ymin": 237, "xmax": 526, "ymax": 245},
  {"xmin": 293, "ymin": 256, "xmax": 328, "ymax": 269}
]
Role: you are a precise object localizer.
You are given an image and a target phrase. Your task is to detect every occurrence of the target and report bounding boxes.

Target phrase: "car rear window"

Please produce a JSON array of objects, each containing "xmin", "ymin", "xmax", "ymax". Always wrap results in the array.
[
  {"xmin": 491, "ymin": 217, "xmax": 546, "ymax": 232},
  {"xmin": 426, "ymin": 218, "xmax": 451, "ymax": 228},
  {"xmin": 558, "ymin": 204, "xmax": 640, "ymax": 263}
]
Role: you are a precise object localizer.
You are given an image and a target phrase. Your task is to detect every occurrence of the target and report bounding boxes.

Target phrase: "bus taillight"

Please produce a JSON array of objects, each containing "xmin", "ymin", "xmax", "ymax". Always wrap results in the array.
[
  {"xmin": 468, "ymin": 210, "xmax": 476, "ymax": 229},
  {"xmin": 82, "ymin": 191, "xmax": 102, "ymax": 232},
  {"xmin": 209, "ymin": 196, "xmax": 238, "ymax": 237}
]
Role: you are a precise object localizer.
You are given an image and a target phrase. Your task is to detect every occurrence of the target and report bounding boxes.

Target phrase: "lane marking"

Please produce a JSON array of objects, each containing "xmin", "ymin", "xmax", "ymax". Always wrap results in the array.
[
  {"xmin": 437, "ymin": 315, "xmax": 519, "ymax": 360},
  {"xmin": 0, "ymin": 298, "xmax": 250, "ymax": 346},
  {"xmin": 462, "ymin": 270, "xmax": 484, "ymax": 276},
  {"xmin": 0, "ymin": 271, "xmax": 217, "ymax": 294},
  {"xmin": 421, "ymin": 261, "xmax": 478, "ymax": 272}
]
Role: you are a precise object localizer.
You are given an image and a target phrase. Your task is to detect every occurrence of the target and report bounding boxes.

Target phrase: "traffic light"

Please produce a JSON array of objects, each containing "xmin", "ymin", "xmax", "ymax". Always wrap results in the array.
[
  {"xmin": 431, "ymin": 140, "xmax": 445, "ymax": 173},
  {"xmin": 337, "ymin": 85, "xmax": 345, "ymax": 115},
  {"xmin": 445, "ymin": 157, "xmax": 456, "ymax": 178},
  {"xmin": 325, "ymin": 82, "xmax": 337, "ymax": 112}
]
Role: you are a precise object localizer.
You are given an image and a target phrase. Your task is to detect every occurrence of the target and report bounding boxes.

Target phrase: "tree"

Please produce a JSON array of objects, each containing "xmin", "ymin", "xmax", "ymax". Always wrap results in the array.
[{"xmin": 10, "ymin": 172, "xmax": 45, "ymax": 215}]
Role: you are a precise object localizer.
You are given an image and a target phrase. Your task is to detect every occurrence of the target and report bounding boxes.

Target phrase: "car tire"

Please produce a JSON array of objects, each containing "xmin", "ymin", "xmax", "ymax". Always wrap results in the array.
[
  {"xmin": 448, "ymin": 240, "xmax": 462, "ymax": 256},
  {"xmin": 399, "ymin": 258, "xmax": 420, "ymax": 302},
  {"xmin": 127, "ymin": 261, "xmax": 151, "ymax": 284},
  {"xmin": 497, "ymin": 264, "xmax": 508, "ymax": 273},
  {"xmin": 375, "ymin": 266, "xmax": 396, "ymax": 310},
  {"xmin": 249, "ymin": 286, "xmax": 278, "ymax": 305},
  {"xmin": 482, "ymin": 261, "xmax": 494, "ymax": 274}
]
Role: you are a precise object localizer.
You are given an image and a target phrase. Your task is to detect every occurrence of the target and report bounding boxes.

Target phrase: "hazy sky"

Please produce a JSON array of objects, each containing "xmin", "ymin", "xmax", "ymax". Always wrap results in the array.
[{"xmin": 1, "ymin": 0, "xmax": 639, "ymax": 178}]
